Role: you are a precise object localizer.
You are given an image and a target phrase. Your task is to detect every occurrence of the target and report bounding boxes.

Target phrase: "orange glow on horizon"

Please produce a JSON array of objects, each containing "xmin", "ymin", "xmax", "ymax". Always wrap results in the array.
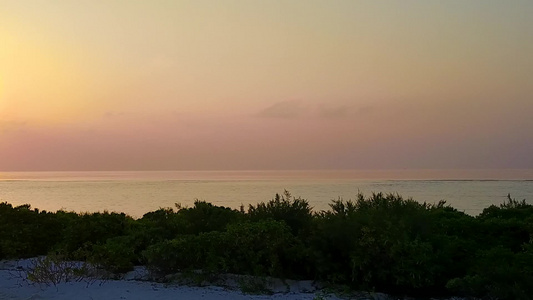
[{"xmin": 1, "ymin": 1, "xmax": 532, "ymax": 171}]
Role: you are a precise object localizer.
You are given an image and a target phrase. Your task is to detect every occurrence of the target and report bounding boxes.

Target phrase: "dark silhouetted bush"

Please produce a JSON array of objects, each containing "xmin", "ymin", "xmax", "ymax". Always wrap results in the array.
[
  {"xmin": 0, "ymin": 202, "xmax": 64, "ymax": 259},
  {"xmin": 177, "ymin": 200, "xmax": 244, "ymax": 234},
  {"xmin": 248, "ymin": 190, "xmax": 314, "ymax": 237},
  {"xmin": 59, "ymin": 211, "xmax": 132, "ymax": 257},
  {"xmin": 1, "ymin": 192, "xmax": 531, "ymax": 299},
  {"xmin": 447, "ymin": 245, "xmax": 533, "ymax": 300}
]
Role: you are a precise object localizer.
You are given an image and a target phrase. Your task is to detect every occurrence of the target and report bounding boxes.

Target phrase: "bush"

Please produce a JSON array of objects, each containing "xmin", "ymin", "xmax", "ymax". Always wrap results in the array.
[
  {"xmin": 447, "ymin": 245, "xmax": 533, "ymax": 300},
  {"xmin": 1, "ymin": 191, "xmax": 532, "ymax": 299},
  {"xmin": 475, "ymin": 194, "xmax": 533, "ymax": 251},
  {"xmin": 312, "ymin": 193, "xmax": 450, "ymax": 295},
  {"xmin": 59, "ymin": 211, "xmax": 132, "ymax": 256},
  {"xmin": 142, "ymin": 232, "xmax": 224, "ymax": 275},
  {"xmin": 138, "ymin": 208, "xmax": 186, "ymax": 242},
  {"xmin": 24, "ymin": 254, "xmax": 102, "ymax": 288},
  {"xmin": 88, "ymin": 236, "xmax": 136, "ymax": 274},
  {"xmin": 220, "ymin": 220, "xmax": 306, "ymax": 278},
  {"xmin": 143, "ymin": 220, "xmax": 307, "ymax": 279},
  {"xmin": 139, "ymin": 201, "xmax": 242, "ymax": 240},
  {"xmin": 248, "ymin": 190, "xmax": 314, "ymax": 237},
  {"xmin": 0, "ymin": 203, "xmax": 64, "ymax": 259},
  {"xmin": 177, "ymin": 200, "xmax": 243, "ymax": 234}
]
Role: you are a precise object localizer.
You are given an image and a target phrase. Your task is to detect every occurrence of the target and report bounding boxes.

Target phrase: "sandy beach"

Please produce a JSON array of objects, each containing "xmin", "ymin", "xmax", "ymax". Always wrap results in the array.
[{"xmin": 0, "ymin": 259, "xmax": 347, "ymax": 300}]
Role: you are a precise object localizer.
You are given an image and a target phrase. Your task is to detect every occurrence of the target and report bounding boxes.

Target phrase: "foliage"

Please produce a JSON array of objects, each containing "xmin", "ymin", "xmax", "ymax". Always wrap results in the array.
[
  {"xmin": 138, "ymin": 207, "xmax": 184, "ymax": 241},
  {"xmin": 143, "ymin": 220, "xmax": 305, "ymax": 278},
  {"xmin": 88, "ymin": 236, "xmax": 136, "ymax": 274},
  {"xmin": 176, "ymin": 200, "xmax": 244, "ymax": 234},
  {"xmin": 59, "ymin": 211, "xmax": 132, "ymax": 257},
  {"xmin": 248, "ymin": 190, "xmax": 314, "ymax": 237},
  {"xmin": 24, "ymin": 254, "xmax": 102, "ymax": 288},
  {"xmin": 446, "ymin": 245, "xmax": 533, "ymax": 300},
  {"xmin": 0, "ymin": 203, "xmax": 64, "ymax": 259},
  {"xmin": 1, "ymin": 192, "xmax": 532, "ymax": 299},
  {"xmin": 219, "ymin": 220, "xmax": 306, "ymax": 278},
  {"xmin": 311, "ymin": 193, "xmax": 445, "ymax": 295},
  {"xmin": 142, "ymin": 232, "xmax": 224, "ymax": 275}
]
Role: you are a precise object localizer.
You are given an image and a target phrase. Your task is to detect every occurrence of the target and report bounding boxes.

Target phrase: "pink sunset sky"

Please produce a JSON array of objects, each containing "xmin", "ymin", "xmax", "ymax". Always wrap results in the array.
[{"xmin": 1, "ymin": 1, "xmax": 532, "ymax": 171}]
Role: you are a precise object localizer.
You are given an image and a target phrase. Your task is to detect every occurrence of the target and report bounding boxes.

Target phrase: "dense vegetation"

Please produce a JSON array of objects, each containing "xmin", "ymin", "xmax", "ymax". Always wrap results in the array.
[{"xmin": 1, "ymin": 191, "xmax": 532, "ymax": 299}]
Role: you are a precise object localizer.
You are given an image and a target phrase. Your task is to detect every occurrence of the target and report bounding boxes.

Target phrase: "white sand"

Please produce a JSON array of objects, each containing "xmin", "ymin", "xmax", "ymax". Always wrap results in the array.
[{"xmin": 0, "ymin": 259, "xmax": 345, "ymax": 300}]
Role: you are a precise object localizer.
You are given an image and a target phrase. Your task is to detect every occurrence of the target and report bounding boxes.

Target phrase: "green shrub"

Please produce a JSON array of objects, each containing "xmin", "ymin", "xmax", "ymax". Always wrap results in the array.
[
  {"xmin": 220, "ymin": 220, "xmax": 306, "ymax": 278},
  {"xmin": 143, "ymin": 220, "xmax": 306, "ymax": 279},
  {"xmin": 139, "ymin": 207, "xmax": 185, "ymax": 241},
  {"xmin": 59, "ymin": 211, "xmax": 132, "ymax": 256},
  {"xmin": 177, "ymin": 200, "xmax": 243, "ymax": 234},
  {"xmin": 0, "ymin": 203, "xmax": 64, "ymax": 258},
  {"xmin": 475, "ymin": 195, "xmax": 533, "ymax": 251},
  {"xmin": 248, "ymin": 190, "xmax": 314, "ymax": 237},
  {"xmin": 88, "ymin": 236, "xmax": 136, "ymax": 273},
  {"xmin": 312, "ymin": 193, "xmax": 449, "ymax": 295},
  {"xmin": 1, "ymin": 191, "xmax": 532, "ymax": 299},
  {"xmin": 139, "ymin": 202, "xmax": 242, "ymax": 240},
  {"xmin": 25, "ymin": 254, "xmax": 98, "ymax": 287},
  {"xmin": 447, "ymin": 245, "xmax": 533, "ymax": 300},
  {"xmin": 142, "ymin": 232, "xmax": 224, "ymax": 275}
]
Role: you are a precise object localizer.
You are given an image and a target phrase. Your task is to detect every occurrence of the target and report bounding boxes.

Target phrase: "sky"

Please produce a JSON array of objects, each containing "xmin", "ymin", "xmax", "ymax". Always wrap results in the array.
[{"xmin": 1, "ymin": 0, "xmax": 532, "ymax": 171}]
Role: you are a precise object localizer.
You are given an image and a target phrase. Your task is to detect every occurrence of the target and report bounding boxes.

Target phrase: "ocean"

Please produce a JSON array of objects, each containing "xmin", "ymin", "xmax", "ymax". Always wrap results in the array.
[{"xmin": 1, "ymin": 170, "xmax": 532, "ymax": 218}]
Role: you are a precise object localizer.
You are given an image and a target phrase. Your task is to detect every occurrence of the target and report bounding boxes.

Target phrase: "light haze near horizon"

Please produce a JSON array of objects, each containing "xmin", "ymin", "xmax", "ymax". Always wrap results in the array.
[{"xmin": 1, "ymin": 1, "xmax": 532, "ymax": 171}]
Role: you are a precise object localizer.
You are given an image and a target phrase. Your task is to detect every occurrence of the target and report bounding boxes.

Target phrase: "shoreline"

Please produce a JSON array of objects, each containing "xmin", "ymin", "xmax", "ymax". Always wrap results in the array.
[
  {"xmin": 0, "ymin": 258, "xmax": 469, "ymax": 300},
  {"xmin": 0, "ymin": 258, "xmax": 341, "ymax": 300}
]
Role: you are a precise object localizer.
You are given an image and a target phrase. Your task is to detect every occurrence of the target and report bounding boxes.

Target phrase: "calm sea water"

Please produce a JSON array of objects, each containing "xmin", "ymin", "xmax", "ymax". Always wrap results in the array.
[{"xmin": 0, "ymin": 170, "xmax": 532, "ymax": 218}]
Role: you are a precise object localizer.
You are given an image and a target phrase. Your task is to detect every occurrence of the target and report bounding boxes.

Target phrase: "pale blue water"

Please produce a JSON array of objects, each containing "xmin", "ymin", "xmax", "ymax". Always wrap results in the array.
[{"xmin": 0, "ymin": 170, "xmax": 532, "ymax": 218}]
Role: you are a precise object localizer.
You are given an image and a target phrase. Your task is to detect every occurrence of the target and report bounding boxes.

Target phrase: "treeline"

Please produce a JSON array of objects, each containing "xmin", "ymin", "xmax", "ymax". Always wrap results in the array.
[{"xmin": 1, "ymin": 191, "xmax": 532, "ymax": 299}]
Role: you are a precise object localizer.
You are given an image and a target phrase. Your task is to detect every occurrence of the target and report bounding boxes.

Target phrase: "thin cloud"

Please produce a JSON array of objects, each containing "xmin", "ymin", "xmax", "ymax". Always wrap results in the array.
[
  {"xmin": 256, "ymin": 100, "xmax": 307, "ymax": 119},
  {"xmin": 103, "ymin": 111, "xmax": 126, "ymax": 119},
  {"xmin": 316, "ymin": 103, "xmax": 374, "ymax": 119}
]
